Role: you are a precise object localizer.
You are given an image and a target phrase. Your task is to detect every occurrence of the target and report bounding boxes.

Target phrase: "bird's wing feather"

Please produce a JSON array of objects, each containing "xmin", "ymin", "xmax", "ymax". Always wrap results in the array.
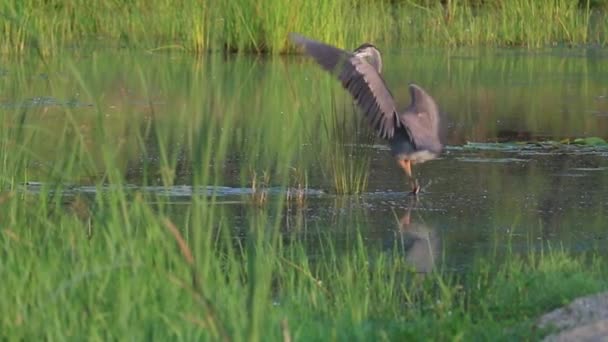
[
  {"xmin": 399, "ymin": 84, "xmax": 442, "ymax": 153},
  {"xmin": 290, "ymin": 33, "xmax": 399, "ymax": 139}
]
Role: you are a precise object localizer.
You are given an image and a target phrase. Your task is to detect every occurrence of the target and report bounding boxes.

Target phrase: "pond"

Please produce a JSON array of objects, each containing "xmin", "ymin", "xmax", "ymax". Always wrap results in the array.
[{"xmin": 2, "ymin": 46, "xmax": 608, "ymax": 272}]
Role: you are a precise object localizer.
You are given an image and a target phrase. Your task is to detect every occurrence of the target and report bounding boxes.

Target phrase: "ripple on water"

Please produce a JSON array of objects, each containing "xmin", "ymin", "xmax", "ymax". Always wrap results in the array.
[
  {"xmin": 21, "ymin": 182, "xmax": 326, "ymax": 200},
  {"xmin": 0, "ymin": 96, "xmax": 93, "ymax": 109}
]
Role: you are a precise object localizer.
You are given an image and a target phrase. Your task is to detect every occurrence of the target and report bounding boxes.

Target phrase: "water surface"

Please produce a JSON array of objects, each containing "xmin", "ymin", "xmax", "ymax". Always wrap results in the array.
[{"xmin": 2, "ymin": 47, "xmax": 608, "ymax": 271}]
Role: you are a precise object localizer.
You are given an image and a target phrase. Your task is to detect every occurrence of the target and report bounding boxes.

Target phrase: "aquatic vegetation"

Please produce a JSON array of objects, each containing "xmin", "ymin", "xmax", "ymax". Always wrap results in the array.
[
  {"xmin": 285, "ymin": 167, "xmax": 309, "ymax": 208},
  {"xmin": 248, "ymin": 169, "xmax": 270, "ymax": 206},
  {"xmin": 319, "ymin": 93, "xmax": 373, "ymax": 195},
  {"xmin": 1, "ymin": 0, "xmax": 607, "ymax": 55},
  {"xmin": 570, "ymin": 136, "xmax": 608, "ymax": 145}
]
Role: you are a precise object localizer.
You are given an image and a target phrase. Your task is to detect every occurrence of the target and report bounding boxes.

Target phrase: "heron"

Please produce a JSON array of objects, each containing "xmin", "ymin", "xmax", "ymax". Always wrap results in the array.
[{"xmin": 290, "ymin": 33, "xmax": 443, "ymax": 194}]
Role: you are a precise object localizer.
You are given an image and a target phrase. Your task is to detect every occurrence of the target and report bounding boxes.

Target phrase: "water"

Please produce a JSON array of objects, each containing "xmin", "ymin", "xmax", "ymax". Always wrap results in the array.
[{"xmin": 2, "ymin": 47, "xmax": 608, "ymax": 272}]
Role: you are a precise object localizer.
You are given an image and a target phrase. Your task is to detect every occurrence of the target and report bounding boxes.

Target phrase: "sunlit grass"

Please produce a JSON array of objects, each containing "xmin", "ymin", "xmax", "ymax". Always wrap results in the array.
[
  {"xmin": 1, "ymin": 0, "xmax": 607, "ymax": 55},
  {"xmin": 417, "ymin": 0, "xmax": 598, "ymax": 47}
]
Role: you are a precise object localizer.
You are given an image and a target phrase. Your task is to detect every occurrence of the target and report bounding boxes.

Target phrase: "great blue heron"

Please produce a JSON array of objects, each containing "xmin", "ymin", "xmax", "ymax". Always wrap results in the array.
[
  {"xmin": 290, "ymin": 33, "xmax": 443, "ymax": 194},
  {"xmin": 383, "ymin": 199, "xmax": 439, "ymax": 273}
]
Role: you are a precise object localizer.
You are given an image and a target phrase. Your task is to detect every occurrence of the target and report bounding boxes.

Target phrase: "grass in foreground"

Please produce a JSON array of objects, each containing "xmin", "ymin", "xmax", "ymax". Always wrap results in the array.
[
  {"xmin": 1, "ymin": 188, "xmax": 607, "ymax": 340},
  {"xmin": 1, "ymin": 0, "xmax": 607, "ymax": 55}
]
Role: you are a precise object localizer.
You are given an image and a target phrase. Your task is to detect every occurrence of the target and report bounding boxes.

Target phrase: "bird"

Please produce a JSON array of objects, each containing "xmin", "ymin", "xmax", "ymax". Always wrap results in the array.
[
  {"xmin": 289, "ymin": 33, "xmax": 443, "ymax": 194},
  {"xmin": 384, "ymin": 198, "xmax": 439, "ymax": 273}
]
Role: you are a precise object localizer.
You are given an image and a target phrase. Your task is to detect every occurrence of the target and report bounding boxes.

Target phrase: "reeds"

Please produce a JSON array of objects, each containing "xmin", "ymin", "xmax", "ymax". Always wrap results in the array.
[
  {"xmin": 1, "ymin": 0, "xmax": 606, "ymax": 55},
  {"xmin": 402, "ymin": 0, "xmax": 601, "ymax": 48},
  {"xmin": 319, "ymin": 92, "xmax": 373, "ymax": 195}
]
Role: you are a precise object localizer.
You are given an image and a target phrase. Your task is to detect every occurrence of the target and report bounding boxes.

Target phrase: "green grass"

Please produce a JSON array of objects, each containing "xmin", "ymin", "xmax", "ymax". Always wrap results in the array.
[
  {"xmin": 421, "ymin": 0, "xmax": 600, "ymax": 47},
  {"xmin": 318, "ymin": 93, "xmax": 373, "ymax": 195},
  {"xmin": 1, "ymin": 0, "xmax": 607, "ymax": 55},
  {"xmin": 1, "ymin": 187, "xmax": 607, "ymax": 340}
]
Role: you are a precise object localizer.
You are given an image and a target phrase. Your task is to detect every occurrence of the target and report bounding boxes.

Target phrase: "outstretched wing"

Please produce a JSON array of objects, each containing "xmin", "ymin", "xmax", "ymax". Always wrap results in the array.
[
  {"xmin": 290, "ymin": 33, "xmax": 399, "ymax": 139},
  {"xmin": 400, "ymin": 84, "xmax": 443, "ymax": 154}
]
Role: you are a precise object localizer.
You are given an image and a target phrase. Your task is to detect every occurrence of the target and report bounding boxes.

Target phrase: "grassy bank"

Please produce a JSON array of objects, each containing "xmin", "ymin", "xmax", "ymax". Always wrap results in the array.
[{"xmin": 1, "ymin": 0, "xmax": 607, "ymax": 55}]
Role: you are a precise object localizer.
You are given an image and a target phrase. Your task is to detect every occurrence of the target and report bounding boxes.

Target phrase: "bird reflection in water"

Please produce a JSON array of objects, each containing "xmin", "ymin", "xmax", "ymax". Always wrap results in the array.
[{"xmin": 387, "ymin": 200, "xmax": 440, "ymax": 274}]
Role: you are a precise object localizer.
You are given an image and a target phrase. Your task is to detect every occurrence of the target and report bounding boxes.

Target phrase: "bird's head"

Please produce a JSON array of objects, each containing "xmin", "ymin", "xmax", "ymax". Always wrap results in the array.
[{"xmin": 353, "ymin": 43, "xmax": 383, "ymax": 74}]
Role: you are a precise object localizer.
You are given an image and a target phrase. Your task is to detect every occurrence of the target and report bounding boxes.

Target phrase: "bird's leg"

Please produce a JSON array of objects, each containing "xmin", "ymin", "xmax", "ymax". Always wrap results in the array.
[
  {"xmin": 397, "ymin": 159, "xmax": 421, "ymax": 195},
  {"xmin": 407, "ymin": 161, "xmax": 421, "ymax": 195}
]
